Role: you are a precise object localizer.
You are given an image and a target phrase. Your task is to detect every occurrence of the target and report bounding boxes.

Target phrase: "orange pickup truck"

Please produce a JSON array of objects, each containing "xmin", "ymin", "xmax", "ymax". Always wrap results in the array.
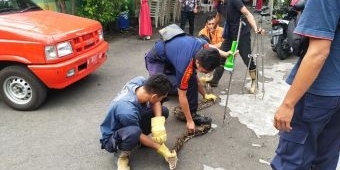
[{"xmin": 0, "ymin": 0, "xmax": 108, "ymax": 110}]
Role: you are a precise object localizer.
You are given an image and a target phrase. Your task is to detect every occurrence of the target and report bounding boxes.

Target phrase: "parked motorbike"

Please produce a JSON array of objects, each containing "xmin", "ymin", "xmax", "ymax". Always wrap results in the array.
[{"xmin": 269, "ymin": 6, "xmax": 297, "ymax": 60}]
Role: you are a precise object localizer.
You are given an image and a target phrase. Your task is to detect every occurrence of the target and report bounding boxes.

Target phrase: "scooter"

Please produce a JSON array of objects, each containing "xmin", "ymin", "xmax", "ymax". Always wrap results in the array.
[{"xmin": 269, "ymin": 5, "xmax": 297, "ymax": 60}]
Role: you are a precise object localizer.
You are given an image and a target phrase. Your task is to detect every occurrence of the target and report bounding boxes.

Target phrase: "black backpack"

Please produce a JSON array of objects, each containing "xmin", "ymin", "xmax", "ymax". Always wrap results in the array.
[{"xmin": 287, "ymin": 13, "xmax": 309, "ymax": 58}]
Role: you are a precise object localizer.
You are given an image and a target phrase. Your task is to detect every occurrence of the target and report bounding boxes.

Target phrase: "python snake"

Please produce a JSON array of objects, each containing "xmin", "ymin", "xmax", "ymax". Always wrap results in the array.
[{"xmin": 171, "ymin": 99, "xmax": 214, "ymax": 152}]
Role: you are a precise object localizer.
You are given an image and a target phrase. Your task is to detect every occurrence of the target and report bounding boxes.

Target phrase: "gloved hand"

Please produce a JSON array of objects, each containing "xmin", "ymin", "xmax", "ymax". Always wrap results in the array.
[
  {"xmin": 157, "ymin": 144, "xmax": 178, "ymax": 170},
  {"xmin": 199, "ymin": 75, "xmax": 213, "ymax": 85},
  {"xmin": 151, "ymin": 116, "xmax": 167, "ymax": 144},
  {"xmin": 204, "ymin": 93, "xmax": 217, "ymax": 102}
]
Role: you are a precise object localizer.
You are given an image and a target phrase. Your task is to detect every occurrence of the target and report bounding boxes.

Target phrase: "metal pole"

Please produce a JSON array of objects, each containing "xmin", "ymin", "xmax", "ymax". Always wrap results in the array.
[
  {"xmin": 269, "ymin": 0, "xmax": 274, "ymax": 20},
  {"xmin": 223, "ymin": 18, "xmax": 245, "ymax": 124}
]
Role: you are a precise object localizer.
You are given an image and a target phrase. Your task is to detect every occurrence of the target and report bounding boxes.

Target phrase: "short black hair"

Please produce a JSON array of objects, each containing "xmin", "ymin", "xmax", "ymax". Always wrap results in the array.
[
  {"xmin": 194, "ymin": 47, "xmax": 220, "ymax": 71},
  {"xmin": 144, "ymin": 73, "xmax": 172, "ymax": 96},
  {"xmin": 205, "ymin": 15, "xmax": 215, "ymax": 23}
]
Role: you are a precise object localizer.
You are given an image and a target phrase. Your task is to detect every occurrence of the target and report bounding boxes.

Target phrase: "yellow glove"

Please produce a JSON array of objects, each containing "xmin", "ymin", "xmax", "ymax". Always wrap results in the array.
[
  {"xmin": 199, "ymin": 74, "xmax": 213, "ymax": 84},
  {"xmin": 204, "ymin": 93, "xmax": 217, "ymax": 102},
  {"xmin": 157, "ymin": 144, "xmax": 178, "ymax": 170},
  {"xmin": 151, "ymin": 116, "xmax": 167, "ymax": 144}
]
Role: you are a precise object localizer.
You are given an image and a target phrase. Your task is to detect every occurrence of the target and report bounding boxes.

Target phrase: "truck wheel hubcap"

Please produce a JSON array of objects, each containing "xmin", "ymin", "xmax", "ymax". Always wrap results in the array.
[{"xmin": 3, "ymin": 76, "xmax": 32, "ymax": 104}]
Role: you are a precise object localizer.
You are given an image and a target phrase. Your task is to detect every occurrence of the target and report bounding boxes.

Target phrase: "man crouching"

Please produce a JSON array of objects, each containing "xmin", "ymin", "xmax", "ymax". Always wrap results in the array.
[{"xmin": 99, "ymin": 74, "xmax": 177, "ymax": 170}]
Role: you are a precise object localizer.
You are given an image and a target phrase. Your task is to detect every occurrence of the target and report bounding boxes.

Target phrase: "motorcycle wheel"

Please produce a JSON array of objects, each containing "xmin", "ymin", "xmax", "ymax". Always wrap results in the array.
[{"xmin": 276, "ymin": 36, "xmax": 290, "ymax": 60}]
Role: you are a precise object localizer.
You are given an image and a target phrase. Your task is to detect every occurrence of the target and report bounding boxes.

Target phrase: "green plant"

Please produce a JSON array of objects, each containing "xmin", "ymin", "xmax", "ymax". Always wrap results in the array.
[{"xmin": 76, "ymin": 0, "xmax": 128, "ymax": 26}]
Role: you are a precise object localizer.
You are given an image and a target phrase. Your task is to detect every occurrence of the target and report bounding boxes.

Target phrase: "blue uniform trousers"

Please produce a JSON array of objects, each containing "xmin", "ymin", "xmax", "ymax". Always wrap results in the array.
[
  {"xmin": 165, "ymin": 74, "xmax": 199, "ymax": 114},
  {"xmin": 103, "ymin": 106, "xmax": 169, "ymax": 152},
  {"xmin": 186, "ymin": 74, "xmax": 198, "ymax": 114},
  {"xmin": 271, "ymin": 93, "xmax": 340, "ymax": 170}
]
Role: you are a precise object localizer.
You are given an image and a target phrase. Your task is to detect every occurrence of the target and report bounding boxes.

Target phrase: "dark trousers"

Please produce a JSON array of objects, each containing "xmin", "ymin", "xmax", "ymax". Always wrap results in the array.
[
  {"xmin": 186, "ymin": 75, "xmax": 198, "ymax": 114},
  {"xmin": 180, "ymin": 11, "xmax": 195, "ymax": 35},
  {"xmin": 164, "ymin": 74, "xmax": 198, "ymax": 114},
  {"xmin": 220, "ymin": 32, "xmax": 256, "ymax": 70},
  {"xmin": 271, "ymin": 93, "xmax": 340, "ymax": 170},
  {"xmin": 211, "ymin": 32, "xmax": 256, "ymax": 84},
  {"xmin": 103, "ymin": 106, "xmax": 169, "ymax": 152}
]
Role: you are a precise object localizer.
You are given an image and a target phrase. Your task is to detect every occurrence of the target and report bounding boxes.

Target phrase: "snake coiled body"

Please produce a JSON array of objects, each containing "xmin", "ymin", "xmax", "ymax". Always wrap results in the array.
[
  {"xmin": 171, "ymin": 124, "xmax": 211, "ymax": 152},
  {"xmin": 172, "ymin": 99, "xmax": 214, "ymax": 152},
  {"xmin": 173, "ymin": 99, "xmax": 214, "ymax": 121}
]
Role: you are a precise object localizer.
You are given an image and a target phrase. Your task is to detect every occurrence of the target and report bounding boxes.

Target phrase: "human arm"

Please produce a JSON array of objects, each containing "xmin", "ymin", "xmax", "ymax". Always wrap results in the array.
[
  {"xmin": 208, "ymin": 44, "xmax": 238, "ymax": 58},
  {"xmin": 178, "ymin": 89, "xmax": 195, "ymax": 132},
  {"xmin": 152, "ymin": 101, "xmax": 162, "ymax": 117},
  {"xmin": 151, "ymin": 101, "xmax": 167, "ymax": 144},
  {"xmin": 240, "ymin": 6, "xmax": 264, "ymax": 34},
  {"xmin": 274, "ymin": 38, "xmax": 331, "ymax": 132},
  {"xmin": 193, "ymin": 0, "xmax": 198, "ymax": 13},
  {"xmin": 116, "ymin": 104, "xmax": 140, "ymax": 127},
  {"xmin": 215, "ymin": 11, "xmax": 222, "ymax": 28}
]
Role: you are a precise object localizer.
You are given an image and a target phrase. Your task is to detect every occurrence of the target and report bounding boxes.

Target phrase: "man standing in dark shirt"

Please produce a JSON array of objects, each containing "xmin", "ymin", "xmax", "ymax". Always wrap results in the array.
[
  {"xmin": 179, "ymin": 0, "xmax": 198, "ymax": 35},
  {"xmin": 210, "ymin": 0, "xmax": 264, "ymax": 94}
]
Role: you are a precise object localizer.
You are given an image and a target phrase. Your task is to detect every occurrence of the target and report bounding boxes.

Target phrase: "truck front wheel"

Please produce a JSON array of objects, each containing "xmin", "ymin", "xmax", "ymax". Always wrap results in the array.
[{"xmin": 0, "ymin": 66, "xmax": 47, "ymax": 111}]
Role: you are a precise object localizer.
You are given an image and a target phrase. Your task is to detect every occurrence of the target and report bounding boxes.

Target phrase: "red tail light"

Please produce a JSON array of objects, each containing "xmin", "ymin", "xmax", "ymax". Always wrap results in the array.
[{"xmin": 272, "ymin": 20, "xmax": 280, "ymax": 25}]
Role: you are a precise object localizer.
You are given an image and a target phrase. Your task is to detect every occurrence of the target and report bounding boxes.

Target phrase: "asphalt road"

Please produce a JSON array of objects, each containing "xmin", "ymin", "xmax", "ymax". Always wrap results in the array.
[{"xmin": 1, "ymin": 11, "xmax": 337, "ymax": 170}]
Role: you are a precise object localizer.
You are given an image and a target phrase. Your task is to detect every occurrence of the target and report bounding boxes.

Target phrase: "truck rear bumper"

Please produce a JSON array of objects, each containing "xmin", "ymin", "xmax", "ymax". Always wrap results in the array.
[{"xmin": 29, "ymin": 42, "xmax": 108, "ymax": 89}]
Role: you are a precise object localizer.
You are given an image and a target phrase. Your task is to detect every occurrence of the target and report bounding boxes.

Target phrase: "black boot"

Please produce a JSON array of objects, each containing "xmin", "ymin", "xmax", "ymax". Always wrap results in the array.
[
  {"xmin": 208, "ymin": 66, "xmax": 224, "ymax": 87},
  {"xmin": 192, "ymin": 113, "xmax": 212, "ymax": 125}
]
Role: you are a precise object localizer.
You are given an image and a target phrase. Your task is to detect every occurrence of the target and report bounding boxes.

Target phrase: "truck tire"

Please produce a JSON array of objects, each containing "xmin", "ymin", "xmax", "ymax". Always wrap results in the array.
[{"xmin": 0, "ymin": 66, "xmax": 47, "ymax": 111}]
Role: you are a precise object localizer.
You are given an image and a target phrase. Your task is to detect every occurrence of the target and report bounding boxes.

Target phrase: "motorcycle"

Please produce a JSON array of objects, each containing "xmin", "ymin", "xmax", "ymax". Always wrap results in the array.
[{"xmin": 269, "ymin": 5, "xmax": 297, "ymax": 60}]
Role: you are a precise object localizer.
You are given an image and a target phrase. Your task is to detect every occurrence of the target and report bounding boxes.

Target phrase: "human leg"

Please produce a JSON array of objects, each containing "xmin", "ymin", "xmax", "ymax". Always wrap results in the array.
[
  {"xmin": 271, "ymin": 94, "xmax": 340, "ymax": 170},
  {"xmin": 312, "ymin": 96, "xmax": 340, "ymax": 169},
  {"xmin": 238, "ymin": 33, "xmax": 256, "ymax": 93},
  {"xmin": 140, "ymin": 106, "xmax": 169, "ymax": 135},
  {"xmin": 180, "ymin": 11, "xmax": 188, "ymax": 32},
  {"xmin": 117, "ymin": 151, "xmax": 130, "ymax": 170},
  {"xmin": 165, "ymin": 74, "xmax": 178, "ymax": 95},
  {"xmin": 103, "ymin": 126, "xmax": 141, "ymax": 170},
  {"xmin": 188, "ymin": 11, "xmax": 195, "ymax": 35},
  {"xmin": 208, "ymin": 39, "xmax": 230, "ymax": 86},
  {"xmin": 187, "ymin": 76, "xmax": 212, "ymax": 125},
  {"xmin": 187, "ymin": 76, "xmax": 198, "ymax": 113}
]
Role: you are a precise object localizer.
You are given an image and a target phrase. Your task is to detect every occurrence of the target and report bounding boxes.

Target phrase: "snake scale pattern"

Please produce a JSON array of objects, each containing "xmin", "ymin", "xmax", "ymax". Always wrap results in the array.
[{"xmin": 171, "ymin": 99, "xmax": 214, "ymax": 152}]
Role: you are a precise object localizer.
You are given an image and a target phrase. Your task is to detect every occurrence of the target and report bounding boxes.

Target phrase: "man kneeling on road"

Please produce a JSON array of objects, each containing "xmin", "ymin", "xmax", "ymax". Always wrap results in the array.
[
  {"xmin": 99, "ymin": 74, "xmax": 177, "ymax": 170},
  {"xmin": 145, "ymin": 31, "xmax": 235, "ymax": 133}
]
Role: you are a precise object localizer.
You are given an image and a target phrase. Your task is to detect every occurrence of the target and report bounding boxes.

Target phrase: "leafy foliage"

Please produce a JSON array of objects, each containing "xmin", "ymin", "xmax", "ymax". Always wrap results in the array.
[{"xmin": 76, "ymin": 0, "xmax": 128, "ymax": 25}]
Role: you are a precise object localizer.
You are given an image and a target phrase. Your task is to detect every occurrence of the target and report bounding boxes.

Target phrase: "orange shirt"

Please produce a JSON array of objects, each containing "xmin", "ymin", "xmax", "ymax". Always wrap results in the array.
[{"xmin": 198, "ymin": 26, "xmax": 224, "ymax": 46}]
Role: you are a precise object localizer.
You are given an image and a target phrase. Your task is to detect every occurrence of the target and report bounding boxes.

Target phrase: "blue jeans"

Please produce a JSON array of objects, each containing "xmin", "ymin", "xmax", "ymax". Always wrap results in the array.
[{"xmin": 271, "ymin": 93, "xmax": 340, "ymax": 170}]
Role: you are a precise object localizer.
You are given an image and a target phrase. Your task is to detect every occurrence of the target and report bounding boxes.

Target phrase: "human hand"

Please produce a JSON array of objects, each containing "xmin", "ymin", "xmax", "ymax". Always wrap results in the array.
[
  {"xmin": 204, "ymin": 93, "xmax": 217, "ymax": 101},
  {"xmin": 186, "ymin": 121, "xmax": 195, "ymax": 134},
  {"xmin": 226, "ymin": 50, "xmax": 239, "ymax": 57},
  {"xmin": 151, "ymin": 116, "xmax": 167, "ymax": 144},
  {"xmin": 255, "ymin": 28, "xmax": 265, "ymax": 34},
  {"xmin": 157, "ymin": 144, "xmax": 178, "ymax": 170},
  {"xmin": 273, "ymin": 104, "xmax": 294, "ymax": 132},
  {"xmin": 232, "ymin": 50, "xmax": 239, "ymax": 56},
  {"xmin": 193, "ymin": 8, "xmax": 198, "ymax": 13},
  {"xmin": 199, "ymin": 75, "xmax": 213, "ymax": 84}
]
